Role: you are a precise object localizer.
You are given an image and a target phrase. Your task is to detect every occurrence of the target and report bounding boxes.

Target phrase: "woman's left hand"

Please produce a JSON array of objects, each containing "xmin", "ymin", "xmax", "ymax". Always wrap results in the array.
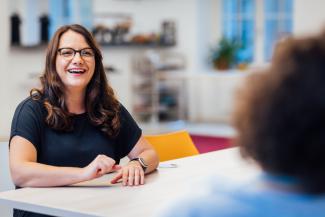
[{"xmin": 110, "ymin": 161, "xmax": 144, "ymax": 186}]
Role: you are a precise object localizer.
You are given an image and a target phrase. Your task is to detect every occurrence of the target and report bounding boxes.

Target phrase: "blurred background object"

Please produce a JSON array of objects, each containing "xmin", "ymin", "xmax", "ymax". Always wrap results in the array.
[
  {"xmin": 10, "ymin": 13, "xmax": 21, "ymax": 45},
  {"xmin": 39, "ymin": 14, "xmax": 50, "ymax": 44},
  {"xmin": 209, "ymin": 37, "xmax": 239, "ymax": 70},
  {"xmin": 132, "ymin": 50, "xmax": 186, "ymax": 123}
]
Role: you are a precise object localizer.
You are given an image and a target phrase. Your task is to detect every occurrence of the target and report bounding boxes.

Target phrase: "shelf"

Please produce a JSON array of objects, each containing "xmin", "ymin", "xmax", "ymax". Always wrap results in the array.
[
  {"xmin": 10, "ymin": 42, "xmax": 175, "ymax": 51},
  {"xmin": 10, "ymin": 44, "xmax": 47, "ymax": 52},
  {"xmin": 99, "ymin": 42, "xmax": 176, "ymax": 48},
  {"xmin": 132, "ymin": 51, "xmax": 186, "ymax": 123}
]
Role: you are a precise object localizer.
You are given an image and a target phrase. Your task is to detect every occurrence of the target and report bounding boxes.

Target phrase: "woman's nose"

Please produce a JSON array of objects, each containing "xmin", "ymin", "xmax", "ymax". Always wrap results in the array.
[{"xmin": 72, "ymin": 52, "xmax": 84, "ymax": 64}]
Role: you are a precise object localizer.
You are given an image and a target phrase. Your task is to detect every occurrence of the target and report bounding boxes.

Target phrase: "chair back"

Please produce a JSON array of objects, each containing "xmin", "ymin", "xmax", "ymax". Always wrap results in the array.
[{"xmin": 144, "ymin": 130, "xmax": 199, "ymax": 162}]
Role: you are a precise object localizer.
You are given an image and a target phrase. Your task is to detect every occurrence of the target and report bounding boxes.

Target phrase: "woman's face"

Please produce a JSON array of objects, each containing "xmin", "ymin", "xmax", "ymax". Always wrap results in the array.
[{"xmin": 56, "ymin": 30, "xmax": 95, "ymax": 92}]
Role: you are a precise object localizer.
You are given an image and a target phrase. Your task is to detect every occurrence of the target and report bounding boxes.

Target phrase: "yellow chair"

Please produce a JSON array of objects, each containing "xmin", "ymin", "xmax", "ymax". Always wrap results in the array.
[{"xmin": 144, "ymin": 130, "xmax": 199, "ymax": 162}]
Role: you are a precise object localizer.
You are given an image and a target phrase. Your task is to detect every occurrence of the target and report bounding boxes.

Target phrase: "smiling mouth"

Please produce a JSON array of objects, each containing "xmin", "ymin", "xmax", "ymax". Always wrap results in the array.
[{"xmin": 68, "ymin": 69, "xmax": 86, "ymax": 74}]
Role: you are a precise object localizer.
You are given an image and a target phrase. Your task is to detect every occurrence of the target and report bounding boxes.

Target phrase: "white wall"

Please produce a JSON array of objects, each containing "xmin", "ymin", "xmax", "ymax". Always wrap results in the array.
[
  {"xmin": 0, "ymin": 3, "xmax": 14, "ymax": 216},
  {"xmin": 0, "ymin": 0, "xmax": 10, "ymax": 140},
  {"xmin": 293, "ymin": 0, "xmax": 325, "ymax": 35},
  {"xmin": 188, "ymin": 71, "xmax": 247, "ymax": 123}
]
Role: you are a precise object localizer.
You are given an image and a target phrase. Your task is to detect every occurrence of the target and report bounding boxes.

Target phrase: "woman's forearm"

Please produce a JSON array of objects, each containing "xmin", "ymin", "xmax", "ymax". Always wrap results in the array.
[
  {"xmin": 11, "ymin": 162, "xmax": 86, "ymax": 187},
  {"xmin": 138, "ymin": 149, "xmax": 159, "ymax": 174}
]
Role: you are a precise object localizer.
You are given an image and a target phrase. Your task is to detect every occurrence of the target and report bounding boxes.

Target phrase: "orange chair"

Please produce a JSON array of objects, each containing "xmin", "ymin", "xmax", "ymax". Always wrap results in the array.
[{"xmin": 144, "ymin": 130, "xmax": 199, "ymax": 162}]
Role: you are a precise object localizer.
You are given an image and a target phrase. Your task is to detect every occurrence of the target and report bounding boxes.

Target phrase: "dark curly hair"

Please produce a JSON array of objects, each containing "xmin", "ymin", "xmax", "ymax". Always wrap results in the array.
[
  {"xmin": 31, "ymin": 24, "xmax": 120, "ymax": 137},
  {"xmin": 233, "ymin": 31, "xmax": 325, "ymax": 194}
]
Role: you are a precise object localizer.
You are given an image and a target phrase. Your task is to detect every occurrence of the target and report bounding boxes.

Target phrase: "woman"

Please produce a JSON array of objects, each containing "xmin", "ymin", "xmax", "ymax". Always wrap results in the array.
[
  {"xmin": 158, "ymin": 31, "xmax": 325, "ymax": 217},
  {"xmin": 10, "ymin": 24, "xmax": 159, "ymax": 217}
]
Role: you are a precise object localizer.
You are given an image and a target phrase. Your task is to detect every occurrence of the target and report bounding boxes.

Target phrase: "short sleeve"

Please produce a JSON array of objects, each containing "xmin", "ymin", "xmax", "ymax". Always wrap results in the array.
[
  {"xmin": 10, "ymin": 98, "xmax": 44, "ymax": 150},
  {"xmin": 116, "ymin": 104, "xmax": 142, "ymax": 158}
]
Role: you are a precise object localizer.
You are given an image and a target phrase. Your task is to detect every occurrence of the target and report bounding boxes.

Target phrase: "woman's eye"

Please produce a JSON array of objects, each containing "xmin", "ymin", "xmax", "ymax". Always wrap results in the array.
[
  {"xmin": 82, "ymin": 51, "xmax": 93, "ymax": 57},
  {"xmin": 62, "ymin": 51, "xmax": 73, "ymax": 56}
]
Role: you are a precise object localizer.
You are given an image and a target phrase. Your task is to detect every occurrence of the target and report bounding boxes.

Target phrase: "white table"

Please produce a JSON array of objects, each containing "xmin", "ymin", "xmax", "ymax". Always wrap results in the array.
[{"xmin": 0, "ymin": 148, "xmax": 260, "ymax": 217}]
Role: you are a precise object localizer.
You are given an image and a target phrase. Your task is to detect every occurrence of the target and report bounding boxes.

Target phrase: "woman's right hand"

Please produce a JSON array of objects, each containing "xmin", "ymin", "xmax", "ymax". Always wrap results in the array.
[{"xmin": 82, "ymin": 155, "xmax": 121, "ymax": 181}]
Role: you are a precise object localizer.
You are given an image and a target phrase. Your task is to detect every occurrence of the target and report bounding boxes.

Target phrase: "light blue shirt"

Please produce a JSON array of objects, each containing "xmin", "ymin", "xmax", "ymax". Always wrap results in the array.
[{"xmin": 157, "ymin": 174, "xmax": 325, "ymax": 217}]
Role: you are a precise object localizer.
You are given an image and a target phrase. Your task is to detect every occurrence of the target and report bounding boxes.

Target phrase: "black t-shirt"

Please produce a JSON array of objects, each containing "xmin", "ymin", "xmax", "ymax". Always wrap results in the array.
[{"xmin": 10, "ymin": 97, "xmax": 142, "ymax": 217}]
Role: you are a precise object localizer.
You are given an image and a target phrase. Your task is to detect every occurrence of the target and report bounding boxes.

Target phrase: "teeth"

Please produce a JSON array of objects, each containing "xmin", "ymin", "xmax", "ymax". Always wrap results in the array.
[{"xmin": 68, "ymin": 69, "xmax": 85, "ymax": 74}]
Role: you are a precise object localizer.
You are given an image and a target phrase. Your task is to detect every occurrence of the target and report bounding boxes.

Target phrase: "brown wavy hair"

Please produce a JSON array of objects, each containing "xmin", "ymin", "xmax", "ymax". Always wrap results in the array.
[
  {"xmin": 31, "ymin": 24, "xmax": 120, "ymax": 137},
  {"xmin": 233, "ymin": 31, "xmax": 325, "ymax": 194}
]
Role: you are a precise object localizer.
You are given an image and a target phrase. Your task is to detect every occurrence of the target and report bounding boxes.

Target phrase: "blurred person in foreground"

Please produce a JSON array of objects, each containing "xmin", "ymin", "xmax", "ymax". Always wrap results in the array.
[
  {"xmin": 158, "ymin": 31, "xmax": 325, "ymax": 217},
  {"xmin": 9, "ymin": 24, "xmax": 159, "ymax": 217}
]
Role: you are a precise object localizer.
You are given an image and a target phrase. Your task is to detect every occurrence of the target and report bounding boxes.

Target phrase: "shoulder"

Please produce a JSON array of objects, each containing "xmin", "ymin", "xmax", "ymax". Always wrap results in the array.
[
  {"xmin": 14, "ymin": 96, "xmax": 45, "ymax": 119},
  {"xmin": 158, "ymin": 190, "xmax": 254, "ymax": 217},
  {"xmin": 117, "ymin": 103, "xmax": 137, "ymax": 124},
  {"xmin": 156, "ymin": 176, "xmax": 263, "ymax": 217},
  {"xmin": 118, "ymin": 103, "xmax": 129, "ymax": 116},
  {"xmin": 17, "ymin": 96, "xmax": 43, "ymax": 109},
  {"xmin": 161, "ymin": 174, "xmax": 325, "ymax": 217},
  {"xmin": 10, "ymin": 96, "xmax": 46, "ymax": 147},
  {"xmin": 117, "ymin": 102, "xmax": 140, "ymax": 126}
]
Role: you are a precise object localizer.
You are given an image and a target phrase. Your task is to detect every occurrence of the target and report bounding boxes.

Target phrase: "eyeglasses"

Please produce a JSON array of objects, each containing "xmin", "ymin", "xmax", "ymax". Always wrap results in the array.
[{"xmin": 57, "ymin": 47, "xmax": 95, "ymax": 59}]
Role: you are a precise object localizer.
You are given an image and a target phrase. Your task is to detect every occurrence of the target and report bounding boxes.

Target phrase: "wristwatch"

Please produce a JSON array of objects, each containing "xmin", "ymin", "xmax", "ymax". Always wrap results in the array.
[{"xmin": 130, "ymin": 157, "xmax": 148, "ymax": 172}]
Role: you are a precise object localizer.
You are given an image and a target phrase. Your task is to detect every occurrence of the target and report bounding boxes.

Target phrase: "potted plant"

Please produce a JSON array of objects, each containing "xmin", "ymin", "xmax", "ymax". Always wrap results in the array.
[{"xmin": 209, "ymin": 37, "xmax": 239, "ymax": 70}]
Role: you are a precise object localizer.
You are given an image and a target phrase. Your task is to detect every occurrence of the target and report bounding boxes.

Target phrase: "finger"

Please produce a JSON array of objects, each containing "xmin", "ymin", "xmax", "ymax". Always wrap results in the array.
[
  {"xmin": 122, "ymin": 168, "xmax": 129, "ymax": 186},
  {"xmin": 97, "ymin": 161, "xmax": 106, "ymax": 176},
  {"xmin": 134, "ymin": 168, "xmax": 140, "ymax": 186},
  {"xmin": 140, "ymin": 169, "xmax": 145, "ymax": 185},
  {"xmin": 110, "ymin": 171, "xmax": 122, "ymax": 184},
  {"xmin": 112, "ymin": 164, "xmax": 122, "ymax": 171},
  {"xmin": 128, "ymin": 167, "xmax": 135, "ymax": 186}
]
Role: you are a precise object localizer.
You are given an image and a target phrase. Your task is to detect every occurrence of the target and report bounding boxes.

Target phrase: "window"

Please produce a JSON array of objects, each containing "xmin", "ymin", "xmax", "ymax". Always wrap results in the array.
[
  {"xmin": 264, "ymin": 0, "xmax": 293, "ymax": 60},
  {"xmin": 221, "ymin": 0, "xmax": 293, "ymax": 63},
  {"xmin": 49, "ymin": 0, "xmax": 93, "ymax": 37},
  {"xmin": 222, "ymin": 0, "xmax": 255, "ymax": 63}
]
